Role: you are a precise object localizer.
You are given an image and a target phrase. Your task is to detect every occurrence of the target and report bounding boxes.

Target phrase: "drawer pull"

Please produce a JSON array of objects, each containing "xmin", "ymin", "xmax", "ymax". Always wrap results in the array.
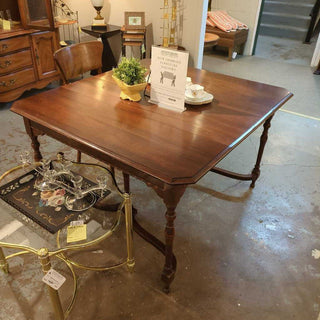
[
  {"xmin": 0, "ymin": 60, "xmax": 12, "ymax": 69},
  {"xmin": 0, "ymin": 79, "xmax": 16, "ymax": 87},
  {"xmin": 0, "ymin": 44, "xmax": 9, "ymax": 52},
  {"xmin": 35, "ymin": 48, "xmax": 40, "ymax": 64}
]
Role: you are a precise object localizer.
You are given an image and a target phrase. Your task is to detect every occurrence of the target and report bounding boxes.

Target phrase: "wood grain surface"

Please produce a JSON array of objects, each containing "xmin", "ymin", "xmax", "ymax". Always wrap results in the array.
[{"xmin": 11, "ymin": 68, "xmax": 293, "ymax": 186}]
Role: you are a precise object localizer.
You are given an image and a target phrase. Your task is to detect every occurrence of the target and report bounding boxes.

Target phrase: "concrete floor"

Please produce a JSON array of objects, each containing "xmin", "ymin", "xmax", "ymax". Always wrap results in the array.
[
  {"xmin": 255, "ymin": 35, "xmax": 317, "ymax": 66},
  {"xmin": 0, "ymin": 54, "xmax": 320, "ymax": 320}
]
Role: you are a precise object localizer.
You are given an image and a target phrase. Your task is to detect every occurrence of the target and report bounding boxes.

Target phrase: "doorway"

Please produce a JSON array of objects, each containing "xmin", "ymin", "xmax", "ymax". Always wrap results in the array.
[{"xmin": 253, "ymin": 0, "xmax": 320, "ymax": 67}]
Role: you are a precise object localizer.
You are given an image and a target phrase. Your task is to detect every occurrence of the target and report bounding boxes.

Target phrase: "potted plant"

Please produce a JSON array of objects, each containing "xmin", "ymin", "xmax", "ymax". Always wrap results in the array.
[{"xmin": 112, "ymin": 57, "xmax": 147, "ymax": 102}]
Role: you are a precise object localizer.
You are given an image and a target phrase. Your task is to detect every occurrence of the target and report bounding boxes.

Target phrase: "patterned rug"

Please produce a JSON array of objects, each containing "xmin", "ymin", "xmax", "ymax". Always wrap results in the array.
[{"xmin": 0, "ymin": 168, "xmax": 109, "ymax": 233}]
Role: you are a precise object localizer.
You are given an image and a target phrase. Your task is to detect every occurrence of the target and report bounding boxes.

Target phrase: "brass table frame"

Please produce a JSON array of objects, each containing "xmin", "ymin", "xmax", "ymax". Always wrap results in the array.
[{"xmin": 0, "ymin": 161, "xmax": 134, "ymax": 320}]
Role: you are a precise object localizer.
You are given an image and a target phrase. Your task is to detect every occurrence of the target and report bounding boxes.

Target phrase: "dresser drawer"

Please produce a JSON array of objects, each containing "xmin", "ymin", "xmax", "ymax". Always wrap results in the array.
[
  {"xmin": 0, "ymin": 50, "xmax": 33, "ymax": 75},
  {"xmin": 0, "ymin": 68, "xmax": 36, "ymax": 93},
  {"xmin": 0, "ymin": 36, "xmax": 30, "ymax": 55}
]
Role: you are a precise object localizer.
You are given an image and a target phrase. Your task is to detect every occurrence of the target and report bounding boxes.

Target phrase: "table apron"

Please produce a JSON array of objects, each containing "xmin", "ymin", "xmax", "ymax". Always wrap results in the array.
[{"xmin": 26, "ymin": 119, "xmax": 180, "ymax": 190}]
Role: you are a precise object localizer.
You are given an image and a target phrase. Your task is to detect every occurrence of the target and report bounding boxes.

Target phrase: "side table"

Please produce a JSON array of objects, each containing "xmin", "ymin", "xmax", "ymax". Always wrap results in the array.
[
  {"xmin": 204, "ymin": 33, "xmax": 220, "ymax": 48},
  {"xmin": 0, "ymin": 157, "xmax": 134, "ymax": 320},
  {"xmin": 81, "ymin": 25, "xmax": 121, "ymax": 72}
]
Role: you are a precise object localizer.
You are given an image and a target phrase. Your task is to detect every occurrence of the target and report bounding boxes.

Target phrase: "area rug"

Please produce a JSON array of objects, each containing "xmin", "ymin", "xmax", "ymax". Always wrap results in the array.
[{"xmin": 0, "ymin": 168, "xmax": 108, "ymax": 234}]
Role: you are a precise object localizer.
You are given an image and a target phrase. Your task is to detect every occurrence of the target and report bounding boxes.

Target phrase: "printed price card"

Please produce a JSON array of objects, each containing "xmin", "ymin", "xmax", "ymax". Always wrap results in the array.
[
  {"xmin": 150, "ymin": 46, "xmax": 189, "ymax": 112},
  {"xmin": 67, "ymin": 224, "xmax": 87, "ymax": 243},
  {"xmin": 42, "ymin": 268, "xmax": 66, "ymax": 290},
  {"xmin": 3, "ymin": 20, "xmax": 11, "ymax": 30}
]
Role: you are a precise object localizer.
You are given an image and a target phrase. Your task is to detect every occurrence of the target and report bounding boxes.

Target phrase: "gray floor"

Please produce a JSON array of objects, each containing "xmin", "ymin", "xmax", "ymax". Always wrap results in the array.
[
  {"xmin": 0, "ymin": 53, "xmax": 320, "ymax": 320},
  {"xmin": 255, "ymin": 35, "xmax": 317, "ymax": 66}
]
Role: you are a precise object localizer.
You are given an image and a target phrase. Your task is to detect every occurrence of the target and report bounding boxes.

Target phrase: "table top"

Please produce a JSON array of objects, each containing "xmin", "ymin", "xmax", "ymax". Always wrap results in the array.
[
  {"xmin": 11, "ymin": 68, "xmax": 293, "ymax": 186},
  {"xmin": 81, "ymin": 25, "xmax": 121, "ymax": 38}
]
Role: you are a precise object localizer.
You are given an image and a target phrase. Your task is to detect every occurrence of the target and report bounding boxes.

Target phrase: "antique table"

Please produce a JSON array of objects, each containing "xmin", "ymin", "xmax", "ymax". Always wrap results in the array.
[
  {"xmin": 81, "ymin": 25, "xmax": 121, "ymax": 72},
  {"xmin": 11, "ymin": 67, "xmax": 293, "ymax": 292}
]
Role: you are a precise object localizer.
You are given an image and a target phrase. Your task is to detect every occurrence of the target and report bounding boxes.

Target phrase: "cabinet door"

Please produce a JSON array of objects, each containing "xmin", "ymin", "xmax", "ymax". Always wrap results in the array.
[
  {"xmin": 31, "ymin": 31, "xmax": 59, "ymax": 80},
  {"xmin": 18, "ymin": 0, "xmax": 55, "ymax": 30}
]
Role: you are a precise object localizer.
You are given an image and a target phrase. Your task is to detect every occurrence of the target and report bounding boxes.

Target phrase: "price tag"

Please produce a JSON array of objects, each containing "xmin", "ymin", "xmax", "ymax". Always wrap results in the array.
[
  {"xmin": 3, "ymin": 20, "xmax": 11, "ymax": 30},
  {"xmin": 60, "ymin": 40, "xmax": 68, "ymax": 46},
  {"xmin": 70, "ymin": 220, "xmax": 84, "ymax": 227},
  {"xmin": 67, "ymin": 224, "xmax": 87, "ymax": 243},
  {"xmin": 42, "ymin": 268, "xmax": 66, "ymax": 290}
]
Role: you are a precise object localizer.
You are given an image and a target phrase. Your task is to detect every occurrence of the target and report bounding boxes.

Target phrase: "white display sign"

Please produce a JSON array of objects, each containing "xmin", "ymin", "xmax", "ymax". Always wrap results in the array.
[{"xmin": 150, "ymin": 46, "xmax": 189, "ymax": 112}]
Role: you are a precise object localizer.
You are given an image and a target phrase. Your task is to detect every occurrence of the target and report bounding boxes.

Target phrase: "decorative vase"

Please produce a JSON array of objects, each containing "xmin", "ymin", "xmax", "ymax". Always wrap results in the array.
[{"xmin": 112, "ymin": 75, "xmax": 147, "ymax": 102}]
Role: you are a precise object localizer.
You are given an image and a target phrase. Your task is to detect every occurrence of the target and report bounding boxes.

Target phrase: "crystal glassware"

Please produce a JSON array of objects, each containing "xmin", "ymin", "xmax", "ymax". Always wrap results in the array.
[
  {"xmin": 65, "ymin": 175, "xmax": 96, "ymax": 212},
  {"xmin": 96, "ymin": 174, "xmax": 108, "ymax": 197},
  {"xmin": 19, "ymin": 151, "xmax": 31, "ymax": 168}
]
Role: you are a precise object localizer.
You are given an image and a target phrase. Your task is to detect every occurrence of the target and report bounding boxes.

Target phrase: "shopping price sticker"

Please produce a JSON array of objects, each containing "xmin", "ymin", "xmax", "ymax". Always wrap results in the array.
[
  {"xmin": 70, "ymin": 220, "xmax": 84, "ymax": 227},
  {"xmin": 67, "ymin": 224, "xmax": 87, "ymax": 243},
  {"xmin": 3, "ymin": 20, "xmax": 11, "ymax": 30},
  {"xmin": 42, "ymin": 268, "xmax": 66, "ymax": 290}
]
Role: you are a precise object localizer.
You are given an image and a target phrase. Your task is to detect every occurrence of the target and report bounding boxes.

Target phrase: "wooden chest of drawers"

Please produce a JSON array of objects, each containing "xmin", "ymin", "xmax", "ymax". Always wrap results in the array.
[
  {"xmin": 0, "ymin": 28, "xmax": 60, "ymax": 103},
  {"xmin": 0, "ymin": 49, "xmax": 33, "ymax": 75}
]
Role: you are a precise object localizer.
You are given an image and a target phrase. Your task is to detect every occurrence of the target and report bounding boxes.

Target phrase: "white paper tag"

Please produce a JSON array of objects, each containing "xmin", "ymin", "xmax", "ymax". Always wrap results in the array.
[
  {"xmin": 70, "ymin": 220, "xmax": 84, "ymax": 227},
  {"xmin": 42, "ymin": 268, "xmax": 66, "ymax": 290}
]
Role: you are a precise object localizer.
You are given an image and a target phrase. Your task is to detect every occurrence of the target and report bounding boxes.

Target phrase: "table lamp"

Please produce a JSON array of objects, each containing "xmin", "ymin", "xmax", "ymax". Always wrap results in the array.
[{"xmin": 91, "ymin": 0, "xmax": 107, "ymax": 29}]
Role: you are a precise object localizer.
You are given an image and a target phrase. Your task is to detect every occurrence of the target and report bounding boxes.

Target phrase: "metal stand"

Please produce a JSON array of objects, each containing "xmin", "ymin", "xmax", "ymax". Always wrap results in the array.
[
  {"xmin": 38, "ymin": 248, "xmax": 64, "ymax": 320},
  {"xmin": 0, "ymin": 160, "xmax": 135, "ymax": 319}
]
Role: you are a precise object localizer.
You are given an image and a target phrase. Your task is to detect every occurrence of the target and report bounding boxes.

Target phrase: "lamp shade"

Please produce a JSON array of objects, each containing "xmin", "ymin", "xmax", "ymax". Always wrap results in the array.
[{"xmin": 91, "ymin": 0, "xmax": 104, "ymax": 7}]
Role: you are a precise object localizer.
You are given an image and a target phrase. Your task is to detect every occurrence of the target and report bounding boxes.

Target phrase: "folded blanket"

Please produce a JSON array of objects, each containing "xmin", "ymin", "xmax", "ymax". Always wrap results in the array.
[
  {"xmin": 208, "ymin": 11, "xmax": 232, "ymax": 32},
  {"xmin": 207, "ymin": 11, "xmax": 248, "ymax": 32},
  {"xmin": 219, "ymin": 10, "xmax": 248, "ymax": 30},
  {"xmin": 206, "ymin": 18, "xmax": 215, "ymax": 27}
]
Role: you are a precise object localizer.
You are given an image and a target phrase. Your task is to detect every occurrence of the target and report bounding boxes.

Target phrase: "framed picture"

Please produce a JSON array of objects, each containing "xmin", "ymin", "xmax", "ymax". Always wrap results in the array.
[{"xmin": 124, "ymin": 12, "xmax": 145, "ymax": 30}]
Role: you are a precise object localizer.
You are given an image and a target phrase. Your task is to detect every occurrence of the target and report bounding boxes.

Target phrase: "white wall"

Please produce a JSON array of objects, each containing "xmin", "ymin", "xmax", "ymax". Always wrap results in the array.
[
  {"xmin": 211, "ymin": 0, "xmax": 261, "ymax": 55},
  {"xmin": 65, "ymin": 0, "xmax": 98, "ymax": 26},
  {"xmin": 182, "ymin": 0, "xmax": 208, "ymax": 67},
  {"xmin": 65, "ymin": 0, "xmax": 207, "ymax": 68},
  {"xmin": 311, "ymin": 35, "xmax": 320, "ymax": 67}
]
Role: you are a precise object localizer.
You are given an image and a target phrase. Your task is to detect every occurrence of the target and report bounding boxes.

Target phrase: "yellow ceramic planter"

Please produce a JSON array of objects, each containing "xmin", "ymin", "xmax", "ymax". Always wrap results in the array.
[{"xmin": 112, "ymin": 75, "xmax": 147, "ymax": 102}]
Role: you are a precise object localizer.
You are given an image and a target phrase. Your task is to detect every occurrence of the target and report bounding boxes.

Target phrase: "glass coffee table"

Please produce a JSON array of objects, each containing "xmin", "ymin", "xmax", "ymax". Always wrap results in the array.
[{"xmin": 0, "ymin": 154, "xmax": 134, "ymax": 320}]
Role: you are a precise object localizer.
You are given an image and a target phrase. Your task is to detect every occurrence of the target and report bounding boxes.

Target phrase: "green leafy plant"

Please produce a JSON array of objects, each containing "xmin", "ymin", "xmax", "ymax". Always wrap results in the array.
[{"xmin": 113, "ymin": 57, "xmax": 147, "ymax": 86}]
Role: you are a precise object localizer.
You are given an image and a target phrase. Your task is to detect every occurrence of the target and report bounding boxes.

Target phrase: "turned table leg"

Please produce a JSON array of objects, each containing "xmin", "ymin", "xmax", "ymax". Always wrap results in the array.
[
  {"xmin": 228, "ymin": 46, "xmax": 234, "ymax": 61},
  {"xmin": 250, "ymin": 115, "xmax": 273, "ymax": 188},
  {"xmin": 23, "ymin": 118, "xmax": 43, "ymax": 162},
  {"xmin": 158, "ymin": 185, "xmax": 186, "ymax": 293},
  {"xmin": 123, "ymin": 172, "xmax": 130, "ymax": 193}
]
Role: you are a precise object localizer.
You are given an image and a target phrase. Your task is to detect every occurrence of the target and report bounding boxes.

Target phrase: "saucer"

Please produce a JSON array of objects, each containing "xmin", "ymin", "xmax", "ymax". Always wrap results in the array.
[{"xmin": 185, "ymin": 91, "xmax": 214, "ymax": 105}]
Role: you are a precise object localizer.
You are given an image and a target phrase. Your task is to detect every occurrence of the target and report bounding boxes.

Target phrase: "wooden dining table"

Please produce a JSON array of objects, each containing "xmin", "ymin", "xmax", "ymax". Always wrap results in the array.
[{"xmin": 11, "ymin": 66, "xmax": 293, "ymax": 292}]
